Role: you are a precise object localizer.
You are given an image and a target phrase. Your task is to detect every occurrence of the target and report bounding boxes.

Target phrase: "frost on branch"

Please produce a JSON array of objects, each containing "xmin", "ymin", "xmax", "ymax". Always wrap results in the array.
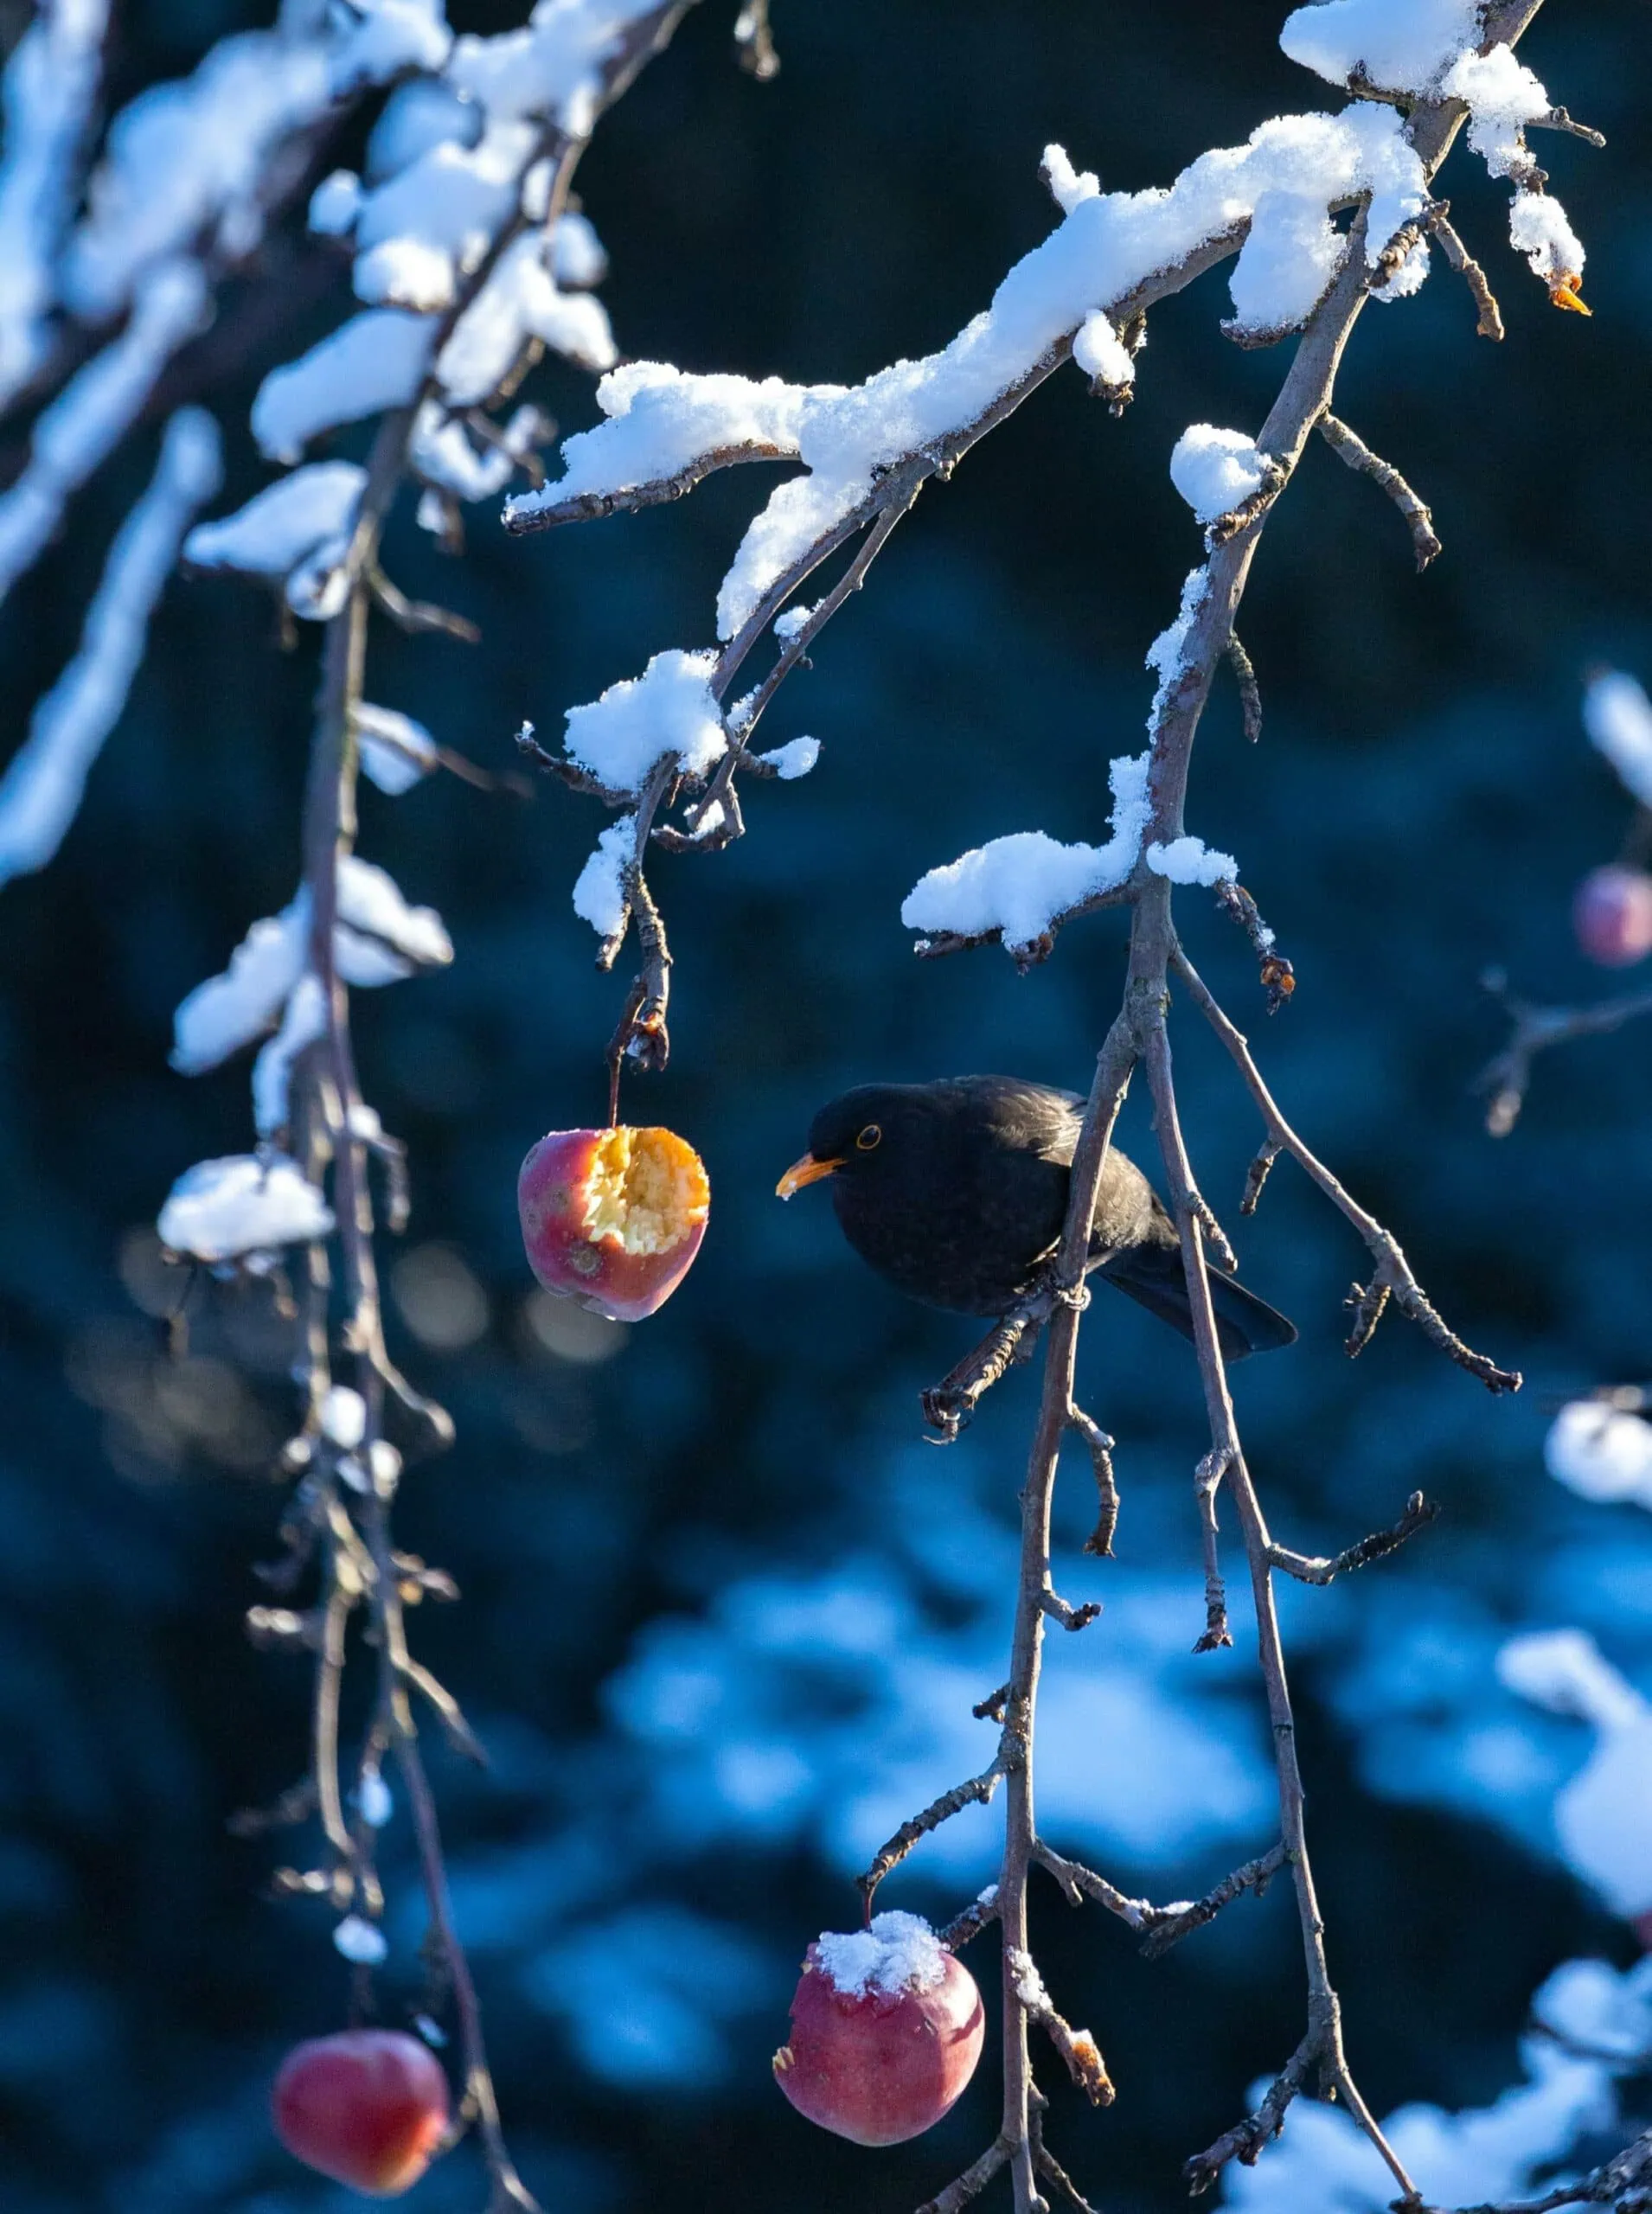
[
  {"xmin": 0, "ymin": 408, "xmax": 222, "ymax": 887},
  {"xmin": 1440, "ymin": 45, "xmax": 1551, "ymax": 178},
  {"xmin": 446, "ymin": 0, "xmax": 671, "ymax": 131},
  {"xmin": 157, "ymin": 1153, "xmax": 334, "ymax": 1265},
  {"xmin": 1146, "ymin": 835, "xmax": 1238, "ymax": 886}
]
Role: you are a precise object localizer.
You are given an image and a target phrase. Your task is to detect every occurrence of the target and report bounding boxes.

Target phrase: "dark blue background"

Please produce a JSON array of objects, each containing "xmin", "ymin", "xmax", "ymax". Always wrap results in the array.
[{"xmin": 1, "ymin": 3, "xmax": 1649, "ymax": 2207}]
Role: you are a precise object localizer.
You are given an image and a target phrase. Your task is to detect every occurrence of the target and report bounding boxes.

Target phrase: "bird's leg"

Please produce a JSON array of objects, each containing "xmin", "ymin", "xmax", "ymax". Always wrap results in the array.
[{"xmin": 921, "ymin": 1302, "xmax": 1047, "ymax": 1442}]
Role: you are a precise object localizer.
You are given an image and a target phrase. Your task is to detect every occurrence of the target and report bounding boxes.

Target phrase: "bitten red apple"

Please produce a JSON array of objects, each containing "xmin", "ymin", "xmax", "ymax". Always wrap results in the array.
[
  {"xmin": 272, "ymin": 2029, "xmax": 449, "ymax": 2196},
  {"xmin": 518, "ymin": 1124, "xmax": 709, "ymax": 1321},
  {"xmin": 772, "ymin": 1911, "xmax": 985, "ymax": 2146},
  {"xmin": 1573, "ymin": 866, "xmax": 1652, "ymax": 969}
]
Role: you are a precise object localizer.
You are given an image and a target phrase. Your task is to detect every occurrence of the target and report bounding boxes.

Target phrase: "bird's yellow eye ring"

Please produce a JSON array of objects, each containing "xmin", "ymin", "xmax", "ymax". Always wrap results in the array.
[{"xmin": 856, "ymin": 1123, "xmax": 882, "ymax": 1151}]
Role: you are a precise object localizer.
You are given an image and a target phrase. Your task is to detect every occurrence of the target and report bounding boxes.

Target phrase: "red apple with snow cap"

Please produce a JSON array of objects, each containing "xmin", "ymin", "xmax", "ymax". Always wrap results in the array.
[
  {"xmin": 773, "ymin": 1910, "xmax": 985, "ymax": 2145},
  {"xmin": 518, "ymin": 1124, "xmax": 709, "ymax": 1321},
  {"xmin": 272, "ymin": 2029, "xmax": 449, "ymax": 2195}
]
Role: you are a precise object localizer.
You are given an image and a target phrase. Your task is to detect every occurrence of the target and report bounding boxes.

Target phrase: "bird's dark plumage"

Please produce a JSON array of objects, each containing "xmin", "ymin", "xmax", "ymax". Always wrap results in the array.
[{"xmin": 784, "ymin": 1076, "xmax": 1296, "ymax": 1362}]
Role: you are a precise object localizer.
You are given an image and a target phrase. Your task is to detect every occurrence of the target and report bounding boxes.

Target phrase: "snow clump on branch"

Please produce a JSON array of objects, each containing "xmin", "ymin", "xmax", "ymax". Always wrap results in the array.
[
  {"xmin": 902, "ymin": 752, "xmax": 1154, "ymax": 957},
  {"xmin": 157, "ymin": 1153, "xmax": 335, "ymax": 1266},
  {"xmin": 509, "ymin": 106, "xmax": 1437, "ymax": 631},
  {"xmin": 561, "ymin": 649, "xmax": 728, "ymax": 793},
  {"xmin": 1169, "ymin": 426, "xmax": 1271, "ymax": 524}
]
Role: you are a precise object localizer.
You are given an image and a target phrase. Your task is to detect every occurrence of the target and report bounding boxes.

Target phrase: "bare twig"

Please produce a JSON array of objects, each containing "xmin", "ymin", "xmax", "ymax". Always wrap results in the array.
[
  {"xmin": 733, "ymin": 0, "xmax": 780, "ymax": 78},
  {"xmin": 1032, "ymin": 1836, "xmax": 1286, "ymax": 1957},
  {"xmin": 1317, "ymin": 411, "xmax": 1442, "ymax": 571},
  {"xmin": 1226, "ymin": 632, "xmax": 1263, "ymax": 741},
  {"xmin": 1174, "ymin": 949, "xmax": 1521, "ymax": 1392},
  {"xmin": 1266, "ymin": 1490, "xmax": 1440, "ymax": 1585},
  {"xmin": 1137, "ymin": 1844, "xmax": 1289, "ymax": 1961},
  {"xmin": 1006, "ymin": 1948, "xmax": 1115, "ymax": 2105},
  {"xmin": 916, "ymin": 2139, "xmax": 1012, "ymax": 2214},
  {"xmin": 1425, "ymin": 202, "xmax": 1506, "ymax": 340},
  {"xmin": 1068, "ymin": 1403, "xmax": 1118, "ymax": 1558},
  {"xmin": 1194, "ymin": 1446, "xmax": 1234, "ymax": 1652},
  {"xmin": 1183, "ymin": 2026, "xmax": 1321, "ymax": 2193},
  {"xmin": 1476, "ymin": 971, "xmax": 1652, "ymax": 1136},
  {"xmin": 856, "ymin": 1752, "xmax": 1014, "ymax": 1912}
]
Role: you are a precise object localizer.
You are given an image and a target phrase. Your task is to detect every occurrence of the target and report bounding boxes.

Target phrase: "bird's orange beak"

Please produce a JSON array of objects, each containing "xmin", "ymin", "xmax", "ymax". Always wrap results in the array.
[{"xmin": 776, "ymin": 1152, "xmax": 843, "ymax": 1200}]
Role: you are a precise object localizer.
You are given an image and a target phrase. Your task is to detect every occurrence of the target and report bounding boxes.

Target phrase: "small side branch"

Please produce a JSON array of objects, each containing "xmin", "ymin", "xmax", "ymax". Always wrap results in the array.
[
  {"xmin": 1414, "ymin": 2122, "xmax": 1651, "ymax": 2214},
  {"xmin": 1240, "ymin": 1142, "xmax": 1280, "ymax": 1216},
  {"xmin": 1529, "ymin": 105, "xmax": 1606, "ymax": 149},
  {"xmin": 939, "ymin": 1888, "xmax": 1002, "ymax": 1951},
  {"xmin": 1213, "ymin": 880, "xmax": 1295, "ymax": 1011},
  {"xmin": 1194, "ymin": 1446, "xmax": 1234, "ymax": 1653},
  {"xmin": 1175, "ymin": 950, "xmax": 1521, "ymax": 1393},
  {"xmin": 1476, "ymin": 971, "xmax": 1652, "ymax": 1136},
  {"xmin": 1006, "ymin": 1948, "xmax": 1115, "ymax": 2106},
  {"xmin": 1033, "ymin": 1837, "xmax": 1285, "ymax": 1958},
  {"xmin": 1069, "ymin": 1403, "xmax": 1118, "ymax": 1558},
  {"xmin": 1184, "ymin": 2028, "xmax": 1318, "ymax": 2195},
  {"xmin": 915, "ymin": 2138, "xmax": 1012, "ymax": 2214},
  {"xmin": 502, "ymin": 439, "xmax": 796, "ymax": 532},
  {"xmin": 1226, "ymin": 633, "xmax": 1263, "ymax": 741},
  {"xmin": 1317, "ymin": 412, "xmax": 1442, "ymax": 571},
  {"xmin": 1266, "ymin": 1490, "xmax": 1439, "ymax": 1585},
  {"xmin": 1137, "ymin": 1843, "xmax": 1288, "ymax": 1961},
  {"xmin": 856, "ymin": 1755, "xmax": 1011, "ymax": 1912},
  {"xmin": 733, "ymin": 0, "xmax": 780, "ymax": 77},
  {"xmin": 1425, "ymin": 203, "xmax": 1505, "ymax": 340}
]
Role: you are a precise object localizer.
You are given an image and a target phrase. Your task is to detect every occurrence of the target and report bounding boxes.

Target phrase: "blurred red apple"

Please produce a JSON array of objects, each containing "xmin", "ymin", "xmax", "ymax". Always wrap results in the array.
[
  {"xmin": 518, "ymin": 1125, "xmax": 709, "ymax": 1321},
  {"xmin": 1573, "ymin": 866, "xmax": 1652, "ymax": 969},
  {"xmin": 772, "ymin": 1911, "xmax": 985, "ymax": 2146},
  {"xmin": 272, "ymin": 2029, "xmax": 449, "ymax": 2195}
]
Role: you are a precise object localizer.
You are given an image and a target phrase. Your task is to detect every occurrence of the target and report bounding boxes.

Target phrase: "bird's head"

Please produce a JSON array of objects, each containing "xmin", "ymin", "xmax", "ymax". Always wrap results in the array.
[{"xmin": 776, "ymin": 1085, "xmax": 930, "ymax": 1202}]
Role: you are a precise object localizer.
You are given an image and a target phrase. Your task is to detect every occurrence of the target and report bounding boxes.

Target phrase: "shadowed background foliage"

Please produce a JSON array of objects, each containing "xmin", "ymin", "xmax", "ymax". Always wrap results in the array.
[{"xmin": 1, "ymin": 2, "xmax": 1650, "ymax": 2208}]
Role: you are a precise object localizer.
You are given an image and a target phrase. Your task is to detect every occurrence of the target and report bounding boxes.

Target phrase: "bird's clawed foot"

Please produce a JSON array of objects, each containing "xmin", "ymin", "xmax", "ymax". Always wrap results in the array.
[{"xmin": 921, "ymin": 1309, "xmax": 1043, "ymax": 1442}]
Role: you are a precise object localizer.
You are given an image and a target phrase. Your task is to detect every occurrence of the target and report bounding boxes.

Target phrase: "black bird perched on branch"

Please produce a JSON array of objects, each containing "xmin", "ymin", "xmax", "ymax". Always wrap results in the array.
[{"xmin": 778, "ymin": 1076, "xmax": 1296, "ymax": 1362}]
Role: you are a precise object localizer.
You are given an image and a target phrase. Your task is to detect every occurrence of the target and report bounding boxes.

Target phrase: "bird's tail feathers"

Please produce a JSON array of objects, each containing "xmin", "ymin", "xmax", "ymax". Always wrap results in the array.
[{"xmin": 1099, "ymin": 1244, "xmax": 1297, "ymax": 1361}]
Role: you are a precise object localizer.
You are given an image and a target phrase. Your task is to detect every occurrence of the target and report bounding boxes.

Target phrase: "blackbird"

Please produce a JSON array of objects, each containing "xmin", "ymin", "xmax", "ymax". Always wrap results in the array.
[{"xmin": 777, "ymin": 1075, "xmax": 1297, "ymax": 1362}]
